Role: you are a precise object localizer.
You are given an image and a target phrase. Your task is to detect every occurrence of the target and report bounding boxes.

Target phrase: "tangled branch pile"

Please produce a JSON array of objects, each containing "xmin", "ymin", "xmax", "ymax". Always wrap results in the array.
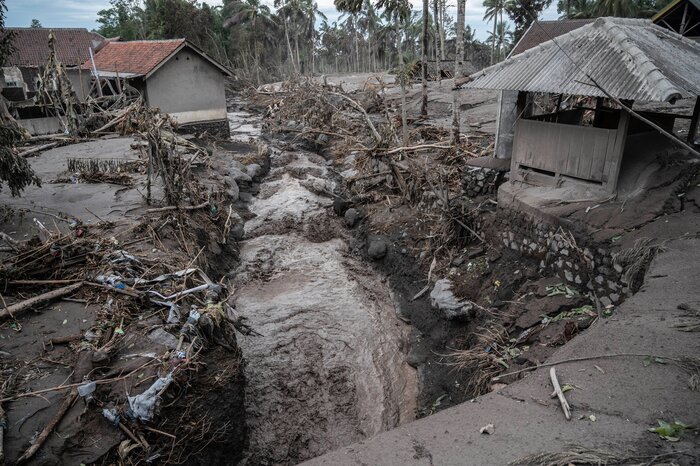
[
  {"xmin": 0, "ymin": 103, "xmax": 40, "ymax": 196},
  {"xmin": 258, "ymin": 77, "xmax": 494, "ymax": 266},
  {"xmin": 0, "ymin": 202, "xmax": 249, "ymax": 463}
]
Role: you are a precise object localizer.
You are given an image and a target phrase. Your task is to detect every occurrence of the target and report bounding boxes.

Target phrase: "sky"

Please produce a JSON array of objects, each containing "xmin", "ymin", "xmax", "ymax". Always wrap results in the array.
[{"xmin": 6, "ymin": 0, "xmax": 559, "ymax": 42}]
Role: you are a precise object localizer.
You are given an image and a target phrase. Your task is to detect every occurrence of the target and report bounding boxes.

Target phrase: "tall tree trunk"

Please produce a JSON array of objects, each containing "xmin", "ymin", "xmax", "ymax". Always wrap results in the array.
[
  {"xmin": 284, "ymin": 17, "xmax": 298, "ymax": 74},
  {"xmin": 421, "ymin": 0, "xmax": 429, "ymax": 117},
  {"xmin": 396, "ymin": 12, "xmax": 408, "ymax": 147},
  {"xmin": 439, "ymin": 0, "xmax": 446, "ymax": 60},
  {"xmin": 490, "ymin": 17, "xmax": 497, "ymax": 65},
  {"xmin": 433, "ymin": 0, "xmax": 440, "ymax": 63},
  {"xmin": 452, "ymin": 0, "xmax": 465, "ymax": 145},
  {"xmin": 253, "ymin": 17, "xmax": 261, "ymax": 86}
]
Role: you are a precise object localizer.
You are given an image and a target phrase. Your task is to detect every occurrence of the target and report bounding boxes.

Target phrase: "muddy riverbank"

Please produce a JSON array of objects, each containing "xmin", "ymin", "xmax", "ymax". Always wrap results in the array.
[{"xmin": 226, "ymin": 102, "xmax": 418, "ymax": 464}]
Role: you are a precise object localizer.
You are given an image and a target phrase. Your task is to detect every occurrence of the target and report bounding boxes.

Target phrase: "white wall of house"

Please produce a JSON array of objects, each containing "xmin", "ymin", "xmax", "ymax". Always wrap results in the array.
[{"xmin": 144, "ymin": 48, "xmax": 227, "ymax": 124}]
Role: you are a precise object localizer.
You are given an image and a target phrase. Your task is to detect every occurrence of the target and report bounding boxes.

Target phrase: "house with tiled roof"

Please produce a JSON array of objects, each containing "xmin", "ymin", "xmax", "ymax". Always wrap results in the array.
[
  {"xmin": 85, "ymin": 39, "xmax": 233, "ymax": 132},
  {"xmin": 509, "ymin": 19, "xmax": 595, "ymax": 57},
  {"xmin": 1, "ymin": 28, "xmax": 104, "ymax": 102}
]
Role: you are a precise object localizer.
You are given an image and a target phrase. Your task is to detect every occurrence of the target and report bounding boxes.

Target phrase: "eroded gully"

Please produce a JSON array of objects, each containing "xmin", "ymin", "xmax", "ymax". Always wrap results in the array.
[{"xmin": 228, "ymin": 104, "xmax": 417, "ymax": 465}]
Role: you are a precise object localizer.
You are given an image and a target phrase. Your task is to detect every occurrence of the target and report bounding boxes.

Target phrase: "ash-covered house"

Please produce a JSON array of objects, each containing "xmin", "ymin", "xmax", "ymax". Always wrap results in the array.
[
  {"xmin": 84, "ymin": 39, "xmax": 233, "ymax": 134},
  {"xmin": 0, "ymin": 28, "xmax": 104, "ymax": 134},
  {"xmin": 464, "ymin": 17, "xmax": 700, "ymax": 198}
]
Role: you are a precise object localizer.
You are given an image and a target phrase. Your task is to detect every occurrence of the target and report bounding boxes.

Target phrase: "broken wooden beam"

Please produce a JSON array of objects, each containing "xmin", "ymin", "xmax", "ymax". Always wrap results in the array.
[{"xmin": 0, "ymin": 282, "xmax": 84, "ymax": 321}]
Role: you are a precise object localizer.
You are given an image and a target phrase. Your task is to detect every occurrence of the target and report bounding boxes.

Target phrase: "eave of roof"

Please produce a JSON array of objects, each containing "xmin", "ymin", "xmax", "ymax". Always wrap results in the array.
[
  {"xmin": 465, "ymin": 17, "xmax": 700, "ymax": 102},
  {"xmin": 652, "ymin": 0, "xmax": 700, "ymax": 21},
  {"xmin": 85, "ymin": 39, "xmax": 233, "ymax": 79}
]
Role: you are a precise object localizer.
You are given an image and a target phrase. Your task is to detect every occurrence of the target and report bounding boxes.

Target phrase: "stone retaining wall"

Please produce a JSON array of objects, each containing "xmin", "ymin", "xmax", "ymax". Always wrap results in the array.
[
  {"xmin": 462, "ymin": 167, "xmax": 507, "ymax": 198},
  {"xmin": 486, "ymin": 209, "xmax": 626, "ymax": 307}
]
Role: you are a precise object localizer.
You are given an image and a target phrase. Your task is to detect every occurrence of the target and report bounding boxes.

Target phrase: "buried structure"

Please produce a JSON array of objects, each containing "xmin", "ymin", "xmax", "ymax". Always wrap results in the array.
[
  {"xmin": 461, "ymin": 17, "xmax": 700, "ymax": 305},
  {"xmin": 477, "ymin": 17, "xmax": 700, "ymax": 193},
  {"xmin": 83, "ymin": 39, "xmax": 233, "ymax": 134}
]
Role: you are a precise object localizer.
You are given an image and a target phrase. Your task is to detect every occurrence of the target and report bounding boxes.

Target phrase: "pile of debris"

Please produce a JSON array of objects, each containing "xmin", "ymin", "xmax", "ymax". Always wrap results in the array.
[{"xmin": 0, "ymin": 186, "xmax": 252, "ymax": 464}]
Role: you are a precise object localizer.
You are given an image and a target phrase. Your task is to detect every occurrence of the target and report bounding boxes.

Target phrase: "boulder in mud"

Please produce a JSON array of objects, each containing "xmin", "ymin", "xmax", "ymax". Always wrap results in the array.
[
  {"xmin": 228, "ymin": 166, "xmax": 253, "ymax": 186},
  {"xmin": 368, "ymin": 238, "xmax": 387, "ymax": 259},
  {"xmin": 333, "ymin": 198, "xmax": 350, "ymax": 216},
  {"xmin": 247, "ymin": 163, "xmax": 262, "ymax": 180},
  {"xmin": 225, "ymin": 176, "xmax": 240, "ymax": 201},
  {"xmin": 345, "ymin": 208, "xmax": 360, "ymax": 227},
  {"xmin": 430, "ymin": 278, "xmax": 474, "ymax": 320}
]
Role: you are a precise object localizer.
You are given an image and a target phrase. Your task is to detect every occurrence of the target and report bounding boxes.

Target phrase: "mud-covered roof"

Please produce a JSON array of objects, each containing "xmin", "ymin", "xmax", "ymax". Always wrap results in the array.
[
  {"xmin": 2, "ymin": 28, "xmax": 105, "ymax": 68},
  {"xmin": 465, "ymin": 17, "xmax": 700, "ymax": 102}
]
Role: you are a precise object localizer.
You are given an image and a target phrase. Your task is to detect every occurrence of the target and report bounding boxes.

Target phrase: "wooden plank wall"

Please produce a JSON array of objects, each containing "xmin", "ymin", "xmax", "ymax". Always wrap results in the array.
[{"xmin": 512, "ymin": 119, "xmax": 621, "ymax": 185}]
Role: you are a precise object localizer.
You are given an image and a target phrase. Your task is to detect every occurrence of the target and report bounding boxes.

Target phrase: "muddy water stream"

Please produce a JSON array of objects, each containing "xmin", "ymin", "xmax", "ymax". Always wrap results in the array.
[{"xmin": 227, "ymin": 106, "xmax": 417, "ymax": 465}]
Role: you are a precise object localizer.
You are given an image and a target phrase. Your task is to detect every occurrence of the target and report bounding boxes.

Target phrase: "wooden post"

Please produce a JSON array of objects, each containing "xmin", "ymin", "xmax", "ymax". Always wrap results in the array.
[
  {"xmin": 89, "ymin": 47, "xmax": 103, "ymax": 97},
  {"xmin": 605, "ymin": 109, "xmax": 630, "ymax": 194},
  {"xmin": 593, "ymin": 96, "xmax": 605, "ymax": 127},
  {"xmin": 688, "ymin": 96, "xmax": 700, "ymax": 144}
]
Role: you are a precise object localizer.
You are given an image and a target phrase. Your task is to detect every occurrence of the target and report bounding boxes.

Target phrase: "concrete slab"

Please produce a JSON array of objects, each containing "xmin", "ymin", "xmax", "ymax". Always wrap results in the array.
[{"xmin": 303, "ymin": 238, "xmax": 700, "ymax": 465}]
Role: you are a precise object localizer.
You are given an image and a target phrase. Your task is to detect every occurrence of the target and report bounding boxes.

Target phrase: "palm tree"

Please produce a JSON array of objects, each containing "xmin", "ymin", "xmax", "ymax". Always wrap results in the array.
[
  {"xmin": 494, "ymin": 20, "xmax": 512, "ymax": 61},
  {"xmin": 594, "ymin": 0, "xmax": 641, "ymax": 16},
  {"xmin": 483, "ymin": 0, "xmax": 508, "ymax": 65},
  {"xmin": 421, "ymin": 0, "xmax": 429, "ymax": 116},
  {"xmin": 224, "ymin": 0, "xmax": 275, "ymax": 84},
  {"xmin": 558, "ymin": 0, "xmax": 596, "ymax": 18},
  {"xmin": 453, "ymin": 0, "xmax": 465, "ymax": 144}
]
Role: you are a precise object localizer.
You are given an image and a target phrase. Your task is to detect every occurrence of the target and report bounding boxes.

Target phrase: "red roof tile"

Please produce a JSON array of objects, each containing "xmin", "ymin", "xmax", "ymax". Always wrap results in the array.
[
  {"xmin": 85, "ymin": 39, "xmax": 186, "ymax": 76},
  {"xmin": 2, "ymin": 28, "xmax": 105, "ymax": 67},
  {"xmin": 510, "ymin": 19, "xmax": 595, "ymax": 56}
]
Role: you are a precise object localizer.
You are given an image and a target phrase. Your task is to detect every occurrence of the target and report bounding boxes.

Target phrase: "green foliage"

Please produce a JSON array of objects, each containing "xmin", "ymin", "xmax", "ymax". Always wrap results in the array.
[
  {"xmin": 0, "ymin": 0, "xmax": 15, "ymax": 67},
  {"xmin": 505, "ymin": 0, "xmax": 553, "ymax": 43},
  {"xmin": 556, "ymin": 0, "xmax": 671, "ymax": 18},
  {"xmin": 30, "ymin": 19, "xmax": 42, "ymax": 28},
  {"xmin": 648, "ymin": 420, "xmax": 694, "ymax": 442},
  {"xmin": 0, "ymin": 124, "xmax": 41, "ymax": 197},
  {"xmin": 545, "ymin": 283, "xmax": 580, "ymax": 298}
]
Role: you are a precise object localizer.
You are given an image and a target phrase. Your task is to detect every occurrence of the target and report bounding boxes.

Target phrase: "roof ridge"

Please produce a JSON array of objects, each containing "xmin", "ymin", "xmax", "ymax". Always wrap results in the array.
[
  {"xmin": 109, "ymin": 39, "xmax": 186, "ymax": 43},
  {"xmin": 7, "ymin": 27, "xmax": 90, "ymax": 31},
  {"xmin": 597, "ymin": 17, "xmax": 682, "ymax": 101}
]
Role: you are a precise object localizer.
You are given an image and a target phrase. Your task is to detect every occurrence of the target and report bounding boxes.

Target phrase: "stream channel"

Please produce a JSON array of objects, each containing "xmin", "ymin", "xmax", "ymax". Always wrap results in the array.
[{"xmin": 228, "ymin": 103, "xmax": 418, "ymax": 465}]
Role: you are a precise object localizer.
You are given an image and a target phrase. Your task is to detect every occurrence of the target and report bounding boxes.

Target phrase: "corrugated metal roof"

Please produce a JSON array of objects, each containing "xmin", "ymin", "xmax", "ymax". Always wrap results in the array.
[{"xmin": 465, "ymin": 18, "xmax": 700, "ymax": 102}]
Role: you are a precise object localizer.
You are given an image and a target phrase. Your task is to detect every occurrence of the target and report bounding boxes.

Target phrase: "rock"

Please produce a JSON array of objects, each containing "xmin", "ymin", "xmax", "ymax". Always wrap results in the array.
[
  {"xmin": 228, "ymin": 166, "xmax": 252, "ymax": 185},
  {"xmin": 239, "ymin": 192, "xmax": 253, "ymax": 203},
  {"xmin": 316, "ymin": 133, "xmax": 330, "ymax": 145},
  {"xmin": 148, "ymin": 328, "xmax": 179, "ymax": 349},
  {"xmin": 340, "ymin": 168, "xmax": 359, "ymax": 180},
  {"xmin": 430, "ymin": 278, "xmax": 473, "ymax": 321},
  {"xmin": 367, "ymin": 238, "xmax": 387, "ymax": 259},
  {"xmin": 246, "ymin": 163, "xmax": 262, "ymax": 179},
  {"xmin": 344, "ymin": 208, "xmax": 360, "ymax": 227},
  {"xmin": 452, "ymin": 256, "xmax": 465, "ymax": 266},
  {"xmin": 333, "ymin": 198, "xmax": 350, "ymax": 216},
  {"xmin": 231, "ymin": 223, "xmax": 245, "ymax": 241},
  {"xmin": 229, "ymin": 160, "xmax": 246, "ymax": 172},
  {"xmin": 224, "ymin": 176, "xmax": 239, "ymax": 201}
]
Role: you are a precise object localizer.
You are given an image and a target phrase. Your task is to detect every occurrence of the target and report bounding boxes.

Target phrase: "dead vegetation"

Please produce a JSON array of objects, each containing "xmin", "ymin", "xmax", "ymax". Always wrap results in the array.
[
  {"xmin": 0, "ymin": 38, "xmax": 251, "ymax": 464},
  {"xmin": 257, "ymin": 77, "xmax": 493, "ymax": 266},
  {"xmin": 0, "ymin": 203, "xmax": 250, "ymax": 463},
  {"xmin": 508, "ymin": 445, "xmax": 693, "ymax": 466}
]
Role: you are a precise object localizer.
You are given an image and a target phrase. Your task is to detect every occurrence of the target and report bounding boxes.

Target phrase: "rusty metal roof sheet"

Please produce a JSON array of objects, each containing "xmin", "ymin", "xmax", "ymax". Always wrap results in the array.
[{"xmin": 465, "ymin": 17, "xmax": 700, "ymax": 102}]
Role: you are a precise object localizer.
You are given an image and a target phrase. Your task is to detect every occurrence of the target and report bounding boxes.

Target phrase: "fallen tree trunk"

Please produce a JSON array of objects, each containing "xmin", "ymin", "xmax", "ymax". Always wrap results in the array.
[{"xmin": 0, "ymin": 282, "xmax": 84, "ymax": 321}]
